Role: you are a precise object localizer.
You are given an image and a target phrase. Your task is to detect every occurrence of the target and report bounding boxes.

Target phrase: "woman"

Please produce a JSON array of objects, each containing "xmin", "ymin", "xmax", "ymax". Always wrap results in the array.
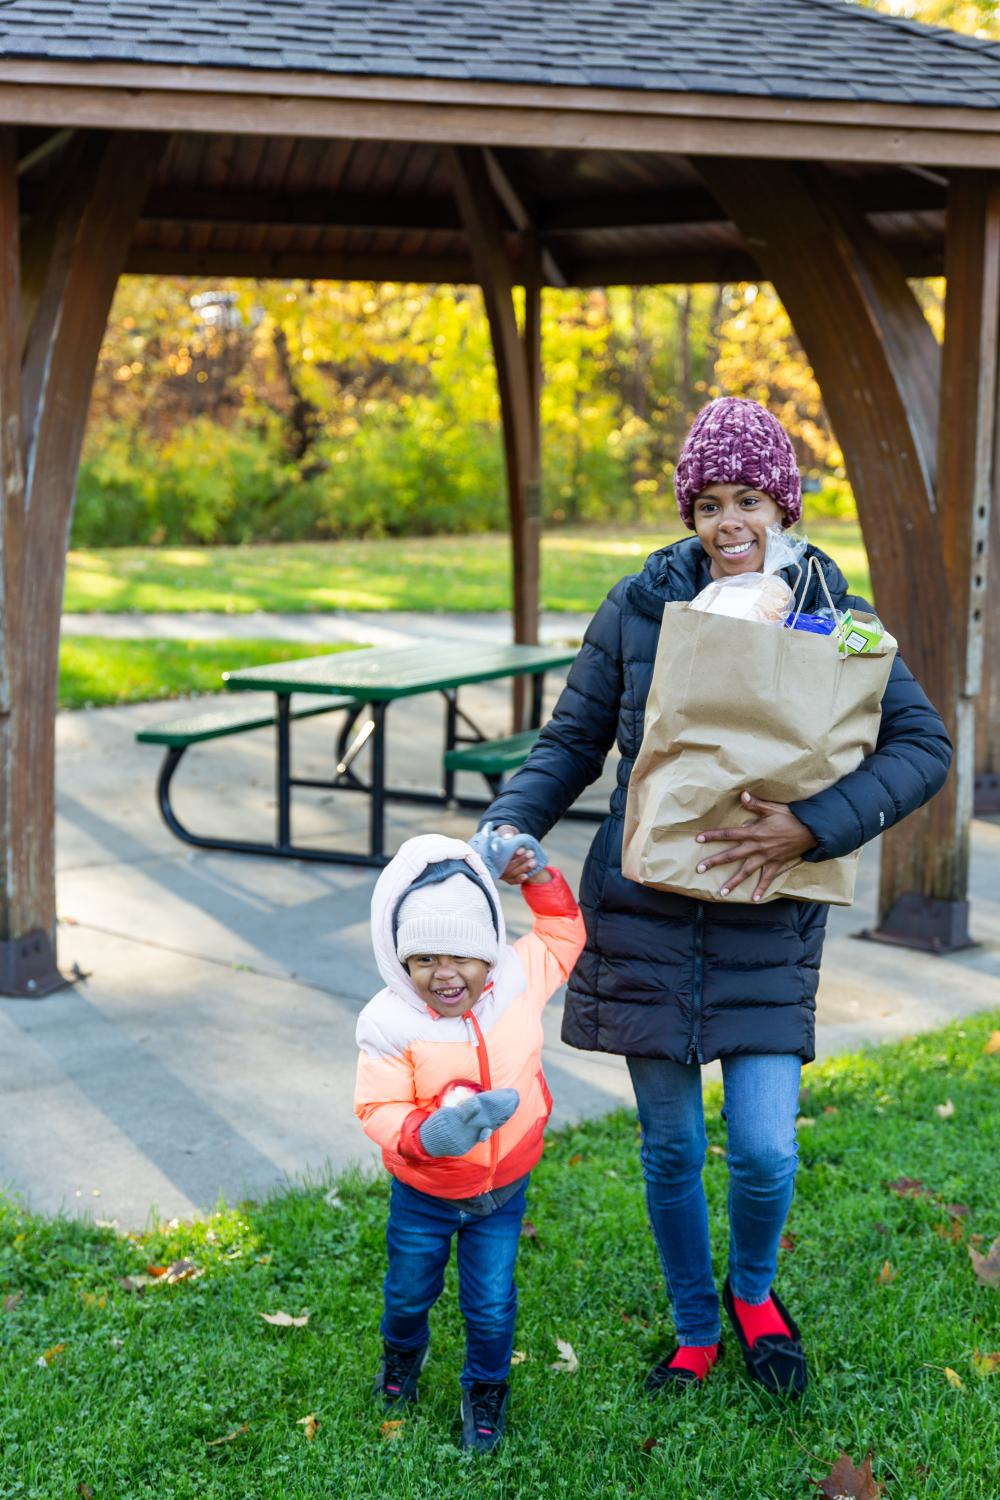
[{"xmin": 479, "ymin": 397, "xmax": 951, "ymax": 1397}]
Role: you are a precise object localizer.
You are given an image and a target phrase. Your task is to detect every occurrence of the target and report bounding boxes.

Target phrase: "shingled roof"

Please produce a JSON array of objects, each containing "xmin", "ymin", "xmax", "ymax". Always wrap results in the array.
[{"xmin": 4, "ymin": 0, "xmax": 1000, "ymax": 109}]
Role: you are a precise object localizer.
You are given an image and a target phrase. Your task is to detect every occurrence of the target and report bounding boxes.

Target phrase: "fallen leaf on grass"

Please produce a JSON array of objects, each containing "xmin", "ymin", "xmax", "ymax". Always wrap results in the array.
[
  {"xmin": 36, "ymin": 1342, "xmax": 66, "ymax": 1367},
  {"xmin": 779, "ymin": 1233, "xmax": 797, "ymax": 1252},
  {"xmin": 147, "ymin": 1264, "xmax": 168, "ymax": 1278},
  {"xmin": 943, "ymin": 1366, "xmax": 964, "ymax": 1390},
  {"xmin": 324, "ymin": 1189, "xmax": 343, "ymax": 1210},
  {"xmin": 568, "ymin": 1154, "xmax": 583, "ymax": 1167},
  {"xmin": 3, "ymin": 1292, "xmax": 23, "ymax": 1313},
  {"xmin": 297, "ymin": 1413, "xmax": 320, "ymax": 1441},
  {"xmin": 823, "ymin": 1105, "xmax": 839, "ymax": 1116},
  {"xmin": 968, "ymin": 1235, "xmax": 1000, "ymax": 1289},
  {"xmin": 206, "ymin": 1422, "xmax": 249, "ymax": 1447},
  {"xmin": 110, "ymin": 1337, "xmax": 125, "ymax": 1349},
  {"xmin": 885, "ymin": 1177, "xmax": 931, "ymax": 1199},
  {"xmin": 260, "ymin": 1310, "xmax": 310, "ymax": 1327},
  {"xmin": 77, "ymin": 1485, "xmax": 93, "ymax": 1499},
  {"xmin": 877, "ymin": 1260, "xmax": 897, "ymax": 1285},
  {"xmin": 983, "ymin": 1030, "xmax": 1000, "ymax": 1055},
  {"xmin": 795, "ymin": 1116, "xmax": 816, "ymax": 1128},
  {"xmin": 814, "ymin": 1450, "xmax": 883, "ymax": 1498},
  {"xmin": 944, "ymin": 1203, "xmax": 969, "ymax": 1218},
  {"xmin": 510, "ymin": 1350, "xmax": 528, "ymax": 1366},
  {"xmin": 551, "ymin": 1337, "xmax": 579, "ymax": 1374},
  {"xmin": 520, "ymin": 1220, "xmax": 538, "ymax": 1240},
  {"xmin": 935, "ymin": 1099, "xmax": 955, "ymax": 1119},
  {"xmin": 641, "ymin": 1436, "xmax": 659, "ymax": 1453},
  {"xmin": 164, "ymin": 1259, "xmax": 202, "ymax": 1284},
  {"xmin": 971, "ymin": 1350, "xmax": 1000, "ymax": 1377},
  {"xmin": 80, "ymin": 1292, "xmax": 107, "ymax": 1309},
  {"xmin": 708, "ymin": 1144, "xmax": 726, "ymax": 1158},
  {"xmin": 379, "ymin": 1419, "xmax": 404, "ymax": 1441}
]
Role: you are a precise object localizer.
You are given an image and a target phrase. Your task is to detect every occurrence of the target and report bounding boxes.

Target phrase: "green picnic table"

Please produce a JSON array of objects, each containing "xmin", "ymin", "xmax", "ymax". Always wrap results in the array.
[{"xmin": 138, "ymin": 640, "xmax": 585, "ymax": 868}]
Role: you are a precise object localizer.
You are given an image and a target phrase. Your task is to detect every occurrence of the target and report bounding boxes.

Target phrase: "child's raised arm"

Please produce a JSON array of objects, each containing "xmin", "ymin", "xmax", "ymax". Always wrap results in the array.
[{"xmin": 512, "ymin": 868, "xmax": 585, "ymax": 1008}]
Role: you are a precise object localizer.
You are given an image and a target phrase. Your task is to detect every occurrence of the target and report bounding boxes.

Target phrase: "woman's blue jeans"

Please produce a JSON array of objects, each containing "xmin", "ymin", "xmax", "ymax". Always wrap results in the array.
[
  {"xmin": 627, "ymin": 1053, "xmax": 801, "ymax": 1347},
  {"xmin": 381, "ymin": 1176, "xmax": 528, "ymax": 1389}
]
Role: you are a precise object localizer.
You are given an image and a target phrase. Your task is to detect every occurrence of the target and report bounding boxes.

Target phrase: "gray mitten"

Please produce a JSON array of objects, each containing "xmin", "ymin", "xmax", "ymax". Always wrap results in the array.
[
  {"xmin": 419, "ymin": 1087, "xmax": 520, "ymax": 1158},
  {"xmin": 469, "ymin": 823, "xmax": 548, "ymax": 883}
]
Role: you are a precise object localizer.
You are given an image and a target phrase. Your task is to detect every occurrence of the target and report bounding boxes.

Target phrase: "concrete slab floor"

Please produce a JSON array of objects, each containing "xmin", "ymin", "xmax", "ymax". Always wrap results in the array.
[{"xmin": 2, "ymin": 680, "xmax": 998, "ymax": 1228}]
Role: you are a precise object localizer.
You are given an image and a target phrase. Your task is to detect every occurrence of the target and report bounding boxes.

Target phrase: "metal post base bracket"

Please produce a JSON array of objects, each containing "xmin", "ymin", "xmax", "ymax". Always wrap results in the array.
[
  {"xmin": 857, "ymin": 893, "xmax": 976, "ymax": 955},
  {"xmin": 0, "ymin": 929, "xmax": 73, "ymax": 998}
]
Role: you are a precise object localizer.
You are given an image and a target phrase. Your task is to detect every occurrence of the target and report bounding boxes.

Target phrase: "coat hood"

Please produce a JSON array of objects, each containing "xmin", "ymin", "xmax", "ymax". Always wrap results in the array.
[
  {"xmin": 370, "ymin": 833, "xmax": 508, "ymax": 1012},
  {"xmin": 626, "ymin": 534, "xmax": 851, "ymax": 621}
]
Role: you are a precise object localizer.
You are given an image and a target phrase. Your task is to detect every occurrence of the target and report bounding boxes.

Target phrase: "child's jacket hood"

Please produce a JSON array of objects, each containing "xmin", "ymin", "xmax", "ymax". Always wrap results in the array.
[{"xmin": 370, "ymin": 834, "xmax": 509, "ymax": 1013}]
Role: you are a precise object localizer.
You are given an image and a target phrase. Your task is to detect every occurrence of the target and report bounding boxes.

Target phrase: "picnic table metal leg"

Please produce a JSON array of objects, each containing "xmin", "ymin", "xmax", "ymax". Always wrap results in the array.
[
  {"xmin": 276, "ymin": 695, "xmax": 292, "ymax": 848},
  {"xmin": 443, "ymin": 690, "xmax": 458, "ymax": 801},
  {"xmin": 530, "ymin": 671, "xmax": 545, "ymax": 729},
  {"xmin": 369, "ymin": 701, "xmax": 387, "ymax": 860}
]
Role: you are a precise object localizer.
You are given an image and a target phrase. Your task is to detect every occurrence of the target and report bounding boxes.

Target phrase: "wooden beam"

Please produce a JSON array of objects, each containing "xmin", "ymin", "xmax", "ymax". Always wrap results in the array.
[
  {"xmin": 125, "ymin": 246, "xmax": 476, "ymax": 283},
  {"xmin": 5, "ymin": 61, "xmax": 1000, "ymax": 168},
  {"xmin": 569, "ymin": 249, "xmax": 945, "ymax": 287},
  {"xmin": 483, "ymin": 149, "xmax": 566, "ymax": 289},
  {"xmin": 446, "ymin": 145, "xmax": 541, "ymax": 729},
  {"xmin": 16, "ymin": 126, "xmax": 75, "ymax": 176},
  {"xmin": 696, "ymin": 157, "xmax": 992, "ymax": 948},
  {"xmin": 100, "ymin": 185, "xmax": 464, "ymax": 234},
  {"xmin": 0, "ymin": 130, "xmax": 164, "ymax": 992},
  {"xmin": 540, "ymin": 174, "xmax": 946, "ymax": 235},
  {"xmin": 22, "ymin": 175, "xmax": 945, "ymax": 245}
]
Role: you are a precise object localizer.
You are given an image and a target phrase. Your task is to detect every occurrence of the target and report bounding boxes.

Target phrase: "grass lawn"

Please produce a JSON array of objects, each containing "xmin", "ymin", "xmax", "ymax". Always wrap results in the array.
[
  {"xmin": 58, "ymin": 638, "xmax": 358, "ymax": 711},
  {"xmin": 63, "ymin": 519, "xmax": 872, "ymax": 616},
  {"xmin": 2, "ymin": 1012, "xmax": 997, "ymax": 1498}
]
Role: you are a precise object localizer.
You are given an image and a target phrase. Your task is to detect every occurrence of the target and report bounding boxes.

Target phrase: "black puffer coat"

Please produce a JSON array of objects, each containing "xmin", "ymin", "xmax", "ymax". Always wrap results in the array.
[{"xmin": 483, "ymin": 537, "xmax": 952, "ymax": 1064}]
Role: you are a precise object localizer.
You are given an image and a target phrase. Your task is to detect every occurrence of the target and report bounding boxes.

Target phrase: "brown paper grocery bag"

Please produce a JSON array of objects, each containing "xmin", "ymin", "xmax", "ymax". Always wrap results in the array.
[{"xmin": 621, "ymin": 602, "xmax": 897, "ymax": 905}]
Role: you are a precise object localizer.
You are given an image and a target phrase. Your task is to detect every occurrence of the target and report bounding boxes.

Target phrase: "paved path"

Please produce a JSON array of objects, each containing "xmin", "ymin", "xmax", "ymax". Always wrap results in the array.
[
  {"xmin": 3, "ymin": 645, "xmax": 999, "ymax": 1228},
  {"xmin": 61, "ymin": 610, "xmax": 593, "ymax": 648}
]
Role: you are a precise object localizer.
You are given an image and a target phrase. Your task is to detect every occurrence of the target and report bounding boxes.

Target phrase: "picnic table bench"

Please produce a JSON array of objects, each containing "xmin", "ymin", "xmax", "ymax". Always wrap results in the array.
[{"xmin": 138, "ymin": 639, "xmax": 599, "ymax": 867}]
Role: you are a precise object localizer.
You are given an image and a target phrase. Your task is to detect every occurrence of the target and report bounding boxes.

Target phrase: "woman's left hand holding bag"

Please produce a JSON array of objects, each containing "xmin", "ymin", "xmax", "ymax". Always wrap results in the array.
[{"xmin": 696, "ymin": 791, "xmax": 817, "ymax": 902}]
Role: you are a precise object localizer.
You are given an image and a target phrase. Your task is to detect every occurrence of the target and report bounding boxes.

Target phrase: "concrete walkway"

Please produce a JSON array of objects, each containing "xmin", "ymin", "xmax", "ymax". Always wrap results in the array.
[
  {"xmin": 61, "ymin": 610, "xmax": 593, "ymax": 648},
  {"xmin": 2, "ymin": 644, "xmax": 999, "ymax": 1229}
]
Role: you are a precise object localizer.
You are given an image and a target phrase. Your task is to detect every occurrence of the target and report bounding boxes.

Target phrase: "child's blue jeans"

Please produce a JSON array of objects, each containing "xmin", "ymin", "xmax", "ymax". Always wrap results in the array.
[
  {"xmin": 381, "ymin": 1175, "xmax": 529, "ymax": 1388},
  {"xmin": 627, "ymin": 1052, "xmax": 801, "ymax": 1347}
]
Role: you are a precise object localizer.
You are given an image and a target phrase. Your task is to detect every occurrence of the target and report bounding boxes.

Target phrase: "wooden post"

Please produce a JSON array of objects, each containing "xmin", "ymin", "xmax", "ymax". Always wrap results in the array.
[
  {"xmin": 446, "ymin": 146, "xmax": 542, "ymax": 730},
  {"xmin": 929, "ymin": 172, "xmax": 1000, "ymax": 923},
  {"xmin": 974, "ymin": 383, "xmax": 1000, "ymax": 814},
  {"xmin": 697, "ymin": 158, "xmax": 999, "ymax": 950},
  {"xmin": 0, "ymin": 130, "xmax": 162, "ymax": 996}
]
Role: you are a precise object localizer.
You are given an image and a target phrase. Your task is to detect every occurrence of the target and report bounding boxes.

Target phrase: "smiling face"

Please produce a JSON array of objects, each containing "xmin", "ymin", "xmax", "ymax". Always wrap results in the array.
[
  {"xmin": 692, "ymin": 483, "xmax": 783, "ymax": 579},
  {"xmin": 405, "ymin": 954, "xmax": 491, "ymax": 1017}
]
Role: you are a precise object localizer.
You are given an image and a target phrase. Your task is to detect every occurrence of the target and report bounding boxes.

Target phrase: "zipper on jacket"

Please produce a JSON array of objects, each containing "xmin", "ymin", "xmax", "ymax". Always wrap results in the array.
[
  {"xmin": 465, "ymin": 1009, "xmax": 500, "ymax": 1185},
  {"xmin": 686, "ymin": 906, "xmax": 705, "ymax": 1065}
]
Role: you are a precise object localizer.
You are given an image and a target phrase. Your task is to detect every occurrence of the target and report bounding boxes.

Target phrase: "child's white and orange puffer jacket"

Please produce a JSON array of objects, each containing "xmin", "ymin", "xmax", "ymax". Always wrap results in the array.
[{"xmin": 354, "ymin": 833, "xmax": 585, "ymax": 1200}]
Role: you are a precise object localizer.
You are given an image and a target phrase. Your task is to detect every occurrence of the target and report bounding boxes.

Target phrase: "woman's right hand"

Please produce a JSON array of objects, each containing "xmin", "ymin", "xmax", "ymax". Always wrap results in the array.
[{"xmin": 491, "ymin": 824, "xmax": 538, "ymax": 885}]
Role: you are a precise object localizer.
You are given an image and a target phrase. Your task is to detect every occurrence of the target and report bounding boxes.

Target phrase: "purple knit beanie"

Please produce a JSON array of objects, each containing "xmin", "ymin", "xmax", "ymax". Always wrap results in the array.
[{"xmin": 674, "ymin": 397, "xmax": 802, "ymax": 529}]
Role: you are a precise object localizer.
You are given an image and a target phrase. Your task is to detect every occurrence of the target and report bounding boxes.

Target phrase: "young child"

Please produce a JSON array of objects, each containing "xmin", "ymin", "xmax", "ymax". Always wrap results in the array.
[{"xmin": 354, "ymin": 830, "xmax": 585, "ymax": 1453}]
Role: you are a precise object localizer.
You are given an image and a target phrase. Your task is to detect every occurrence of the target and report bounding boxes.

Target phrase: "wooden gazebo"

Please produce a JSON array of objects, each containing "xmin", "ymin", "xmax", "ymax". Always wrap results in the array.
[{"xmin": 1, "ymin": 0, "xmax": 998, "ymax": 993}]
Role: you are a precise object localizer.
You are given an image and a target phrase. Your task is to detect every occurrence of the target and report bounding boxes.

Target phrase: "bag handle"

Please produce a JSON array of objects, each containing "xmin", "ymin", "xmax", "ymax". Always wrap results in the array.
[{"xmin": 789, "ymin": 555, "xmax": 848, "ymax": 657}]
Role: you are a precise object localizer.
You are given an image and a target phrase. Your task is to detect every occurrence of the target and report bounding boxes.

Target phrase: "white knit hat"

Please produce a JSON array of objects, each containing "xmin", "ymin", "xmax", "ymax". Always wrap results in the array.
[{"xmin": 395, "ymin": 871, "xmax": 499, "ymax": 965}]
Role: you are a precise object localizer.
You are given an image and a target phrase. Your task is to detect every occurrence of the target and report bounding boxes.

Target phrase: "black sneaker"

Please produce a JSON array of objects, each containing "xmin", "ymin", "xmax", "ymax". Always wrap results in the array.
[
  {"xmin": 374, "ymin": 1340, "xmax": 429, "ymax": 1409},
  {"xmin": 460, "ymin": 1380, "xmax": 509, "ymax": 1453}
]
